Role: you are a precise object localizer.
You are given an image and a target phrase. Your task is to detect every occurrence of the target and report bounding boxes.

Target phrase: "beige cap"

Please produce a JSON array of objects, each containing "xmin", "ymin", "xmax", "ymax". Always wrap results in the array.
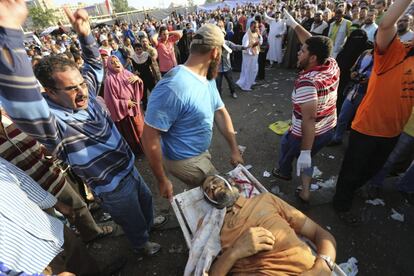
[{"xmin": 191, "ymin": 23, "xmax": 232, "ymax": 53}]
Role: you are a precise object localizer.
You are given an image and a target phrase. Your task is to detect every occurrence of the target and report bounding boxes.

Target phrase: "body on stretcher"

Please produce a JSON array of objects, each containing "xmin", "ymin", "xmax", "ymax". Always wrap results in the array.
[{"xmin": 171, "ymin": 164, "xmax": 347, "ymax": 276}]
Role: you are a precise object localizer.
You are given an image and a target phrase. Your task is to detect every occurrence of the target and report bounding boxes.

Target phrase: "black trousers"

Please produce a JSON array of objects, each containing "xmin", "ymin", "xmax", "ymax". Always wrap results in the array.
[
  {"xmin": 333, "ymin": 130, "xmax": 399, "ymax": 212},
  {"xmin": 216, "ymin": 70, "xmax": 236, "ymax": 94},
  {"xmin": 257, "ymin": 50, "xmax": 267, "ymax": 80}
]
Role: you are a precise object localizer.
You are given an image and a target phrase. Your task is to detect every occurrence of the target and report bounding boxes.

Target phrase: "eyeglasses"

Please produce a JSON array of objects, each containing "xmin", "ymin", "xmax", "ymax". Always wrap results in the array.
[{"xmin": 52, "ymin": 81, "xmax": 87, "ymax": 93}]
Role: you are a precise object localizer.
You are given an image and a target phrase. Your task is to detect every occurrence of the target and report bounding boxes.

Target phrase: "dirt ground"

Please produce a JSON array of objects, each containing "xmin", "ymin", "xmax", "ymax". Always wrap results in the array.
[{"xmin": 90, "ymin": 67, "xmax": 414, "ymax": 276}]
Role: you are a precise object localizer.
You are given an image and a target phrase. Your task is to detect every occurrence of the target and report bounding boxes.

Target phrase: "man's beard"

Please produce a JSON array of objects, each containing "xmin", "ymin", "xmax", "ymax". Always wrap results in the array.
[
  {"xmin": 207, "ymin": 56, "xmax": 220, "ymax": 80},
  {"xmin": 213, "ymin": 187, "xmax": 240, "ymax": 209},
  {"xmin": 297, "ymin": 57, "xmax": 310, "ymax": 70}
]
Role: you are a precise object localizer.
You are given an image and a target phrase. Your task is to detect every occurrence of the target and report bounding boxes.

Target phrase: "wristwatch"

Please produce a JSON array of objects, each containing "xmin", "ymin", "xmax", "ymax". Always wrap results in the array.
[{"xmin": 318, "ymin": 254, "xmax": 335, "ymax": 271}]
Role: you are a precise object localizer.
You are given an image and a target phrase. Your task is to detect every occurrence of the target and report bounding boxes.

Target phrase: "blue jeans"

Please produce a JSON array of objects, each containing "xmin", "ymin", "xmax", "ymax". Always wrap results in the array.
[
  {"xmin": 398, "ymin": 162, "xmax": 414, "ymax": 193},
  {"xmin": 99, "ymin": 167, "xmax": 153, "ymax": 250},
  {"xmin": 370, "ymin": 132, "xmax": 414, "ymax": 191},
  {"xmin": 332, "ymin": 92, "xmax": 364, "ymax": 142},
  {"xmin": 277, "ymin": 129, "xmax": 334, "ymax": 177}
]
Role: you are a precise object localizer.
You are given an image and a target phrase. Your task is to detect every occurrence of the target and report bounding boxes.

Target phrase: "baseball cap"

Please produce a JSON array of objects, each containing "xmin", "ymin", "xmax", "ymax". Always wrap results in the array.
[
  {"xmin": 191, "ymin": 24, "xmax": 232, "ymax": 53},
  {"xmin": 99, "ymin": 34, "xmax": 108, "ymax": 42}
]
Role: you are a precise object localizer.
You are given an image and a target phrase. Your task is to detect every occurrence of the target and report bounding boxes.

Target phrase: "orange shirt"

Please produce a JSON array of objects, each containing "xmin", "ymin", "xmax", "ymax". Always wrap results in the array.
[
  {"xmin": 220, "ymin": 193, "xmax": 315, "ymax": 275},
  {"xmin": 352, "ymin": 37, "xmax": 414, "ymax": 137}
]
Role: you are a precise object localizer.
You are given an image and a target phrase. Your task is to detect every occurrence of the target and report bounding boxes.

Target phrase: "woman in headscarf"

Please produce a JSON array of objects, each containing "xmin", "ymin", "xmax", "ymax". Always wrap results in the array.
[
  {"xmin": 104, "ymin": 55, "xmax": 145, "ymax": 155},
  {"xmin": 132, "ymin": 43, "xmax": 158, "ymax": 110},
  {"xmin": 335, "ymin": 28, "xmax": 372, "ymax": 113}
]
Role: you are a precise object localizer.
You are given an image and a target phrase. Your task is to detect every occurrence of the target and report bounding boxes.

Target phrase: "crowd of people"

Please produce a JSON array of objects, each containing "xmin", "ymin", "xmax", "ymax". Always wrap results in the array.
[{"xmin": 0, "ymin": 0, "xmax": 413, "ymax": 274}]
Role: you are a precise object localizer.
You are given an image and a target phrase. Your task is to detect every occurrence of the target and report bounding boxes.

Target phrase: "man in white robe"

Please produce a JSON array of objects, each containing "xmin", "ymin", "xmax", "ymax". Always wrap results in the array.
[
  {"xmin": 236, "ymin": 21, "xmax": 263, "ymax": 91},
  {"xmin": 264, "ymin": 11, "xmax": 286, "ymax": 65}
]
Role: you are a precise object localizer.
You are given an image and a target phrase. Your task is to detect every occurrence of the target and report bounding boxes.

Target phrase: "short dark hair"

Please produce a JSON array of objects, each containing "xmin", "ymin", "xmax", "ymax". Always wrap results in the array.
[
  {"xmin": 305, "ymin": 36, "xmax": 332, "ymax": 64},
  {"xmin": 159, "ymin": 26, "xmax": 167, "ymax": 34},
  {"xmin": 133, "ymin": 43, "xmax": 143, "ymax": 49},
  {"xmin": 34, "ymin": 56, "xmax": 78, "ymax": 88}
]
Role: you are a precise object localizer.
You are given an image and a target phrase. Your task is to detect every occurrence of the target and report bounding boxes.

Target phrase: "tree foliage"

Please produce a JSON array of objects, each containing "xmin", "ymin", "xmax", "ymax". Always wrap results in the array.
[
  {"xmin": 28, "ymin": 7, "xmax": 57, "ymax": 29},
  {"xmin": 112, "ymin": 0, "xmax": 129, "ymax": 13},
  {"xmin": 205, "ymin": 0, "xmax": 218, "ymax": 3}
]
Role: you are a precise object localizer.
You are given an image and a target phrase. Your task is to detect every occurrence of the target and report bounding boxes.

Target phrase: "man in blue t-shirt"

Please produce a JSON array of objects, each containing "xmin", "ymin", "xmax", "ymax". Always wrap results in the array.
[{"xmin": 143, "ymin": 24, "xmax": 244, "ymax": 200}]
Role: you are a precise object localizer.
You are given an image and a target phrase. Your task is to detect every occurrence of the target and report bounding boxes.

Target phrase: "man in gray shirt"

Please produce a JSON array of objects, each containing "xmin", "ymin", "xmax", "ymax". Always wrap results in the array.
[{"xmin": 217, "ymin": 20, "xmax": 246, "ymax": 99}]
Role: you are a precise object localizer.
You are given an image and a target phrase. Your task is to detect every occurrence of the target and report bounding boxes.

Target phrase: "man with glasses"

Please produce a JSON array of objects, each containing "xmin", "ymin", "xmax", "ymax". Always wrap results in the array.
[{"xmin": 0, "ymin": 3, "xmax": 164, "ymax": 258}]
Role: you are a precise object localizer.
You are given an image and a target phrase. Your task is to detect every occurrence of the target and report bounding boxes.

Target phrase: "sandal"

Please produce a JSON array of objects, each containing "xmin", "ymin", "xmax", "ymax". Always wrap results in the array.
[
  {"xmin": 86, "ymin": 225, "xmax": 115, "ymax": 243},
  {"xmin": 337, "ymin": 211, "xmax": 362, "ymax": 227},
  {"xmin": 272, "ymin": 168, "xmax": 292, "ymax": 181}
]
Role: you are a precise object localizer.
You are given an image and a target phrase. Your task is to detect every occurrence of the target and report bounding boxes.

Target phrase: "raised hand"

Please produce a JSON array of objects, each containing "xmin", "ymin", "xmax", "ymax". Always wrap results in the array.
[
  {"xmin": 63, "ymin": 7, "xmax": 91, "ymax": 37},
  {"xmin": 0, "ymin": 0, "xmax": 28, "ymax": 30}
]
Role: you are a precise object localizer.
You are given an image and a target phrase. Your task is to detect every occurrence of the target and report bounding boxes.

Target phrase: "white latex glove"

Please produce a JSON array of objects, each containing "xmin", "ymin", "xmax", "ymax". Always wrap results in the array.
[
  {"xmin": 297, "ymin": 150, "xmax": 312, "ymax": 176},
  {"xmin": 283, "ymin": 9, "xmax": 299, "ymax": 29}
]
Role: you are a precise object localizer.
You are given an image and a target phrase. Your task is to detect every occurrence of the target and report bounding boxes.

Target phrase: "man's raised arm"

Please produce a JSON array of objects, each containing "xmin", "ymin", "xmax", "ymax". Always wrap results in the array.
[
  {"xmin": 64, "ymin": 7, "xmax": 103, "ymax": 96},
  {"xmin": 376, "ymin": 0, "xmax": 413, "ymax": 53},
  {"xmin": 283, "ymin": 9, "xmax": 312, "ymax": 44}
]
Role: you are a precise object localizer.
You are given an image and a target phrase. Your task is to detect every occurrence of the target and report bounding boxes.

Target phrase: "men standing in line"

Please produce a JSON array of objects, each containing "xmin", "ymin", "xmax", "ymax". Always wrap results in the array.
[
  {"xmin": 236, "ymin": 21, "xmax": 263, "ymax": 91},
  {"xmin": 142, "ymin": 24, "xmax": 244, "ymax": 200},
  {"xmin": 0, "ymin": 5, "xmax": 164, "ymax": 258},
  {"xmin": 264, "ymin": 10, "xmax": 287, "ymax": 67},
  {"xmin": 273, "ymin": 10, "xmax": 339, "ymax": 204},
  {"xmin": 333, "ymin": 0, "xmax": 414, "ymax": 225},
  {"xmin": 328, "ymin": 8, "xmax": 352, "ymax": 58}
]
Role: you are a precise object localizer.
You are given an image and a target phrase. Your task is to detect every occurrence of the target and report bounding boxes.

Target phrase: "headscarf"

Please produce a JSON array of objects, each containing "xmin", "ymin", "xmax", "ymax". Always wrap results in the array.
[{"xmin": 103, "ymin": 55, "xmax": 143, "ymax": 122}]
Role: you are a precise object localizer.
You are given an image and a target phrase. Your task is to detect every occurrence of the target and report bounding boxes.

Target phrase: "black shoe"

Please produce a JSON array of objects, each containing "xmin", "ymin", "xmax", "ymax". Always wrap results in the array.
[
  {"xmin": 272, "ymin": 168, "xmax": 292, "ymax": 181},
  {"xmin": 231, "ymin": 92, "xmax": 238, "ymax": 99}
]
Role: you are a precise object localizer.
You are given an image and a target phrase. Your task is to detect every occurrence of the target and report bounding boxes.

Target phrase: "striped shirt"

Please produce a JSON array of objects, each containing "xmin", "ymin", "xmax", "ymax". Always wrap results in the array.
[
  {"xmin": 0, "ymin": 157, "xmax": 64, "ymax": 275},
  {"xmin": 0, "ymin": 27, "xmax": 134, "ymax": 195},
  {"xmin": 0, "ymin": 113, "xmax": 66, "ymax": 196},
  {"xmin": 291, "ymin": 57, "xmax": 339, "ymax": 137}
]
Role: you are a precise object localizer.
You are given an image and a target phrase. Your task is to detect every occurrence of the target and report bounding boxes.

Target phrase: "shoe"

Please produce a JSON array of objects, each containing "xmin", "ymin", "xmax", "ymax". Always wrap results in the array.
[
  {"xmin": 272, "ymin": 168, "xmax": 292, "ymax": 181},
  {"xmin": 337, "ymin": 211, "xmax": 362, "ymax": 227},
  {"xmin": 135, "ymin": 241, "xmax": 161, "ymax": 259},
  {"xmin": 327, "ymin": 139, "xmax": 342, "ymax": 147},
  {"xmin": 97, "ymin": 212, "xmax": 112, "ymax": 223},
  {"xmin": 85, "ymin": 225, "xmax": 115, "ymax": 243},
  {"xmin": 231, "ymin": 92, "xmax": 238, "ymax": 99},
  {"xmin": 152, "ymin": 215, "xmax": 168, "ymax": 230}
]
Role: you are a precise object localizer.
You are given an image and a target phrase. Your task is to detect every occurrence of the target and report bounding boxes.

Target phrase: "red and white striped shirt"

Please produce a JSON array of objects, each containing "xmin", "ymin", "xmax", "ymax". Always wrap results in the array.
[{"xmin": 290, "ymin": 58, "xmax": 339, "ymax": 137}]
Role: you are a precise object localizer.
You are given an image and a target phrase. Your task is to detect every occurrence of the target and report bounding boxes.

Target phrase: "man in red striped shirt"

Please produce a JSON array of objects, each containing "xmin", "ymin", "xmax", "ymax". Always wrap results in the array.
[{"xmin": 272, "ymin": 10, "xmax": 339, "ymax": 203}]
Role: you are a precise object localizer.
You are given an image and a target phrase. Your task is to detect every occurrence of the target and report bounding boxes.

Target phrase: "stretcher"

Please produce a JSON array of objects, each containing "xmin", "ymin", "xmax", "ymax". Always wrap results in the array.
[{"xmin": 171, "ymin": 164, "xmax": 347, "ymax": 276}]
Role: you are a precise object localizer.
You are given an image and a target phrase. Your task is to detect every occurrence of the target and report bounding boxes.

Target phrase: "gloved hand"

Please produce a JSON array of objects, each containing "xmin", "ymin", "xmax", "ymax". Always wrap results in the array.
[
  {"xmin": 296, "ymin": 150, "xmax": 312, "ymax": 176},
  {"xmin": 283, "ymin": 9, "xmax": 299, "ymax": 29}
]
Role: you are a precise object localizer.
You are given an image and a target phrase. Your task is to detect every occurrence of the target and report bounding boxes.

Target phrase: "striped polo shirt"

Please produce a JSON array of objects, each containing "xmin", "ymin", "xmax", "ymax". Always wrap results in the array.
[
  {"xmin": 290, "ymin": 57, "xmax": 339, "ymax": 137},
  {"xmin": 0, "ymin": 113, "xmax": 66, "ymax": 196},
  {"xmin": 0, "ymin": 28, "xmax": 134, "ymax": 195}
]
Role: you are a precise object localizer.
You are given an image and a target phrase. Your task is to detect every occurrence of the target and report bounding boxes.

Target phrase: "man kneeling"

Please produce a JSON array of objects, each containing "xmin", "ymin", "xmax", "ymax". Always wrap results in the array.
[{"xmin": 202, "ymin": 175, "xmax": 337, "ymax": 275}]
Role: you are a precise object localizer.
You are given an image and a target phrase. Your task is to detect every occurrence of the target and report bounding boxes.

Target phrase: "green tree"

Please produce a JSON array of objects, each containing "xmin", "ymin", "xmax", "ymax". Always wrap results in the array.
[
  {"xmin": 28, "ymin": 7, "xmax": 57, "ymax": 29},
  {"xmin": 112, "ymin": 0, "xmax": 129, "ymax": 13},
  {"xmin": 205, "ymin": 0, "xmax": 218, "ymax": 3}
]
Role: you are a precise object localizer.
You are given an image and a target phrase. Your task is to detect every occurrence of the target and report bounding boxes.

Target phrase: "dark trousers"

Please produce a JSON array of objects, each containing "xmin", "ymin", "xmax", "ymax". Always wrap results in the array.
[
  {"xmin": 216, "ymin": 70, "xmax": 236, "ymax": 94},
  {"xmin": 257, "ymin": 50, "xmax": 267, "ymax": 80},
  {"xmin": 333, "ymin": 130, "xmax": 399, "ymax": 212},
  {"xmin": 48, "ymin": 226, "xmax": 100, "ymax": 275}
]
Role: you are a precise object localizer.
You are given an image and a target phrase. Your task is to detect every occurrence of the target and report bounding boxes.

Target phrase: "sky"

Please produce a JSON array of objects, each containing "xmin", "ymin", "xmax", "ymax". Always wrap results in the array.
[{"xmin": 53, "ymin": 0, "xmax": 205, "ymax": 9}]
